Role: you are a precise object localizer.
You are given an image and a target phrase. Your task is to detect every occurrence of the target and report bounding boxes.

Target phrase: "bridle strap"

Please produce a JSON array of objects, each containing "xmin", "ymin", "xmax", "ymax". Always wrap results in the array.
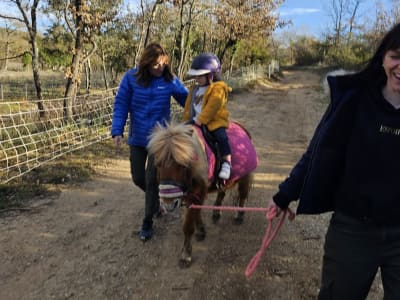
[{"xmin": 159, "ymin": 179, "xmax": 187, "ymax": 191}]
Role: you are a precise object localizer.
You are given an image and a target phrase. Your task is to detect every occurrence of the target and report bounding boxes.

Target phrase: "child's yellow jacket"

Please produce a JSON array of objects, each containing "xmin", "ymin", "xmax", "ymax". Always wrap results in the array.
[{"xmin": 183, "ymin": 81, "xmax": 231, "ymax": 131}]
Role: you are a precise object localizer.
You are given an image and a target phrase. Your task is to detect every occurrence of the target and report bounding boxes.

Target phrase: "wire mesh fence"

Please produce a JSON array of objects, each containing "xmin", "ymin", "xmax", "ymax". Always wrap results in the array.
[
  {"xmin": 1, "ymin": 89, "xmax": 115, "ymax": 183},
  {"xmin": 224, "ymin": 61, "xmax": 279, "ymax": 88},
  {"xmin": 0, "ymin": 63, "xmax": 278, "ymax": 184},
  {"xmin": 0, "ymin": 77, "xmax": 114, "ymax": 101},
  {"xmin": 0, "ymin": 86, "xmax": 188, "ymax": 184}
]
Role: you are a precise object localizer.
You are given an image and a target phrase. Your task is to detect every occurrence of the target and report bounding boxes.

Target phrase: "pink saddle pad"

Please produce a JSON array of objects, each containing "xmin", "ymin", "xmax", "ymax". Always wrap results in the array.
[{"xmin": 193, "ymin": 122, "xmax": 258, "ymax": 183}]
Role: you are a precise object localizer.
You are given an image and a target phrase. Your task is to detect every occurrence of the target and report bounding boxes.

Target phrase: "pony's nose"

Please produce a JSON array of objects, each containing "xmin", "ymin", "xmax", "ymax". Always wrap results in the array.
[
  {"xmin": 158, "ymin": 183, "xmax": 184, "ymax": 199},
  {"xmin": 160, "ymin": 198, "xmax": 182, "ymax": 212}
]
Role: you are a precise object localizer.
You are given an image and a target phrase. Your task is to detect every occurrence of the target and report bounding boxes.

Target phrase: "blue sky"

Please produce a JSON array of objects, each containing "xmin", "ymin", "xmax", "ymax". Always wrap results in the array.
[
  {"xmin": 0, "ymin": 0, "xmax": 394, "ymax": 37},
  {"xmin": 277, "ymin": 0, "xmax": 393, "ymax": 37}
]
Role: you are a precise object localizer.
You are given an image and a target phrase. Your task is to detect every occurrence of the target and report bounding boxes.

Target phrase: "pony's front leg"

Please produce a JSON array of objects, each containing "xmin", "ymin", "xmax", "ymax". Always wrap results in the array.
[
  {"xmin": 212, "ymin": 190, "xmax": 225, "ymax": 223},
  {"xmin": 194, "ymin": 208, "xmax": 206, "ymax": 241},
  {"xmin": 180, "ymin": 207, "xmax": 195, "ymax": 268}
]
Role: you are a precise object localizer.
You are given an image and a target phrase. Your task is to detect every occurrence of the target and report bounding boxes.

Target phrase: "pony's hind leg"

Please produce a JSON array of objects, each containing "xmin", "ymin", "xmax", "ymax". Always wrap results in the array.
[
  {"xmin": 234, "ymin": 174, "xmax": 252, "ymax": 224},
  {"xmin": 194, "ymin": 209, "xmax": 206, "ymax": 241},
  {"xmin": 212, "ymin": 190, "xmax": 225, "ymax": 224}
]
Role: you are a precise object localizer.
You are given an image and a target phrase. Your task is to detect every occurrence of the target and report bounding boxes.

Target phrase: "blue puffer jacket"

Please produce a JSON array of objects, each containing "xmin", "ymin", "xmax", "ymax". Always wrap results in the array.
[
  {"xmin": 111, "ymin": 68, "xmax": 188, "ymax": 147},
  {"xmin": 273, "ymin": 75, "xmax": 360, "ymax": 214}
]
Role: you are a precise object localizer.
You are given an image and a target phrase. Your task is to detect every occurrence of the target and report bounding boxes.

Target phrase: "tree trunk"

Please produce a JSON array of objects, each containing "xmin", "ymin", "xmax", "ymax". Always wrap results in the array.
[
  {"xmin": 100, "ymin": 48, "xmax": 109, "ymax": 90},
  {"xmin": 64, "ymin": 0, "xmax": 84, "ymax": 121},
  {"xmin": 15, "ymin": 0, "xmax": 46, "ymax": 118},
  {"xmin": 134, "ymin": 0, "xmax": 147, "ymax": 65},
  {"xmin": 218, "ymin": 38, "xmax": 236, "ymax": 64},
  {"xmin": 176, "ymin": 0, "xmax": 195, "ymax": 79},
  {"xmin": 84, "ymin": 57, "xmax": 91, "ymax": 94},
  {"xmin": 143, "ymin": 0, "xmax": 165, "ymax": 48},
  {"xmin": 347, "ymin": 1, "xmax": 360, "ymax": 45},
  {"xmin": 4, "ymin": 40, "xmax": 10, "ymax": 71},
  {"xmin": 31, "ymin": 39, "xmax": 44, "ymax": 117}
]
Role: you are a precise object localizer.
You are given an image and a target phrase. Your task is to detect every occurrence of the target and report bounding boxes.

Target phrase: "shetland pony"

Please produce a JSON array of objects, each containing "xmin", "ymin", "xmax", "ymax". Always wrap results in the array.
[{"xmin": 147, "ymin": 121, "xmax": 258, "ymax": 267}]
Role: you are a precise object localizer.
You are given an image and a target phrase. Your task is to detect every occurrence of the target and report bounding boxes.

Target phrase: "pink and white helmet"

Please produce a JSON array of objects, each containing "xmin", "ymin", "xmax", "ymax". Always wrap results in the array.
[{"xmin": 187, "ymin": 53, "xmax": 221, "ymax": 76}]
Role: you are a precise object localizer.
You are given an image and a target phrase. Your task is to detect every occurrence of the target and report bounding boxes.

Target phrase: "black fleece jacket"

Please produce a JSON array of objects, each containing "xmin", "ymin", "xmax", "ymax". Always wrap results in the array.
[
  {"xmin": 334, "ymin": 87, "xmax": 400, "ymax": 224},
  {"xmin": 273, "ymin": 75, "xmax": 400, "ymax": 224}
]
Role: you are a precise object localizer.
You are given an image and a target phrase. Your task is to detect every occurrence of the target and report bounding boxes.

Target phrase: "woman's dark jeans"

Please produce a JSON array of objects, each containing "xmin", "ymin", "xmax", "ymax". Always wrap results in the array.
[
  {"xmin": 130, "ymin": 146, "xmax": 159, "ymax": 230},
  {"xmin": 318, "ymin": 212, "xmax": 400, "ymax": 300}
]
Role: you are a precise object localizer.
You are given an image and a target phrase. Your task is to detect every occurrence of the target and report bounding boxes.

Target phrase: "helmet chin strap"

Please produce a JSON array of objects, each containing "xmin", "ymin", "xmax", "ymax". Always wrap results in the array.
[{"xmin": 207, "ymin": 73, "xmax": 214, "ymax": 83}]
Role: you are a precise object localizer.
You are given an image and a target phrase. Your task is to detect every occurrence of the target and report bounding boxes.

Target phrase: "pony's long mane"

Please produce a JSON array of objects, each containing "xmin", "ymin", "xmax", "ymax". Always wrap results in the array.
[{"xmin": 148, "ymin": 122, "xmax": 195, "ymax": 168}]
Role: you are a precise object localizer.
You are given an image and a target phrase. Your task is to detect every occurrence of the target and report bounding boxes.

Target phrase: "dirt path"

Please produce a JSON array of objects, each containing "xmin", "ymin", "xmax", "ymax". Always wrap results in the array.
[{"xmin": 0, "ymin": 68, "xmax": 383, "ymax": 300}]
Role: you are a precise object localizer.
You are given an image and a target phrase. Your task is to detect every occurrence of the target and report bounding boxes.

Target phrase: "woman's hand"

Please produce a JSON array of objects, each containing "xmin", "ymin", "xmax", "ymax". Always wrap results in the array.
[
  {"xmin": 267, "ymin": 199, "xmax": 282, "ymax": 217},
  {"xmin": 267, "ymin": 199, "xmax": 295, "ymax": 221},
  {"xmin": 113, "ymin": 135, "xmax": 123, "ymax": 151}
]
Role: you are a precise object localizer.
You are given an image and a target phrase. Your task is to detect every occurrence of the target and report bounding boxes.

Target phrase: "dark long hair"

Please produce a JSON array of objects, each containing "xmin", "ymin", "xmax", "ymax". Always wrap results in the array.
[
  {"xmin": 135, "ymin": 43, "xmax": 174, "ymax": 87},
  {"xmin": 344, "ymin": 23, "xmax": 400, "ymax": 89}
]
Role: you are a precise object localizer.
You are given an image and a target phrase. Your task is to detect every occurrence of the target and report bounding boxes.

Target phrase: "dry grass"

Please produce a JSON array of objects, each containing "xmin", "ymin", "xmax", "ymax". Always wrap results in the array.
[
  {"xmin": 0, "ymin": 69, "xmax": 64, "ymax": 80},
  {"xmin": 0, "ymin": 139, "xmax": 128, "ymax": 210}
]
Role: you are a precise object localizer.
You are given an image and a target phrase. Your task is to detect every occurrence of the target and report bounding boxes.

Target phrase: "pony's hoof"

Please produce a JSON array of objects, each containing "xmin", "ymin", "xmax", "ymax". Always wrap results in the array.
[
  {"xmin": 179, "ymin": 257, "xmax": 192, "ymax": 268},
  {"xmin": 195, "ymin": 231, "xmax": 206, "ymax": 241},
  {"xmin": 233, "ymin": 216, "xmax": 244, "ymax": 225},
  {"xmin": 212, "ymin": 212, "xmax": 221, "ymax": 224},
  {"xmin": 234, "ymin": 212, "xmax": 245, "ymax": 225}
]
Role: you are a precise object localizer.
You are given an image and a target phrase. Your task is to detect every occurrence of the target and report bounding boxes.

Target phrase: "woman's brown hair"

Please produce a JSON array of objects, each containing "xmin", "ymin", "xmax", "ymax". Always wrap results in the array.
[{"xmin": 135, "ymin": 43, "xmax": 174, "ymax": 87}]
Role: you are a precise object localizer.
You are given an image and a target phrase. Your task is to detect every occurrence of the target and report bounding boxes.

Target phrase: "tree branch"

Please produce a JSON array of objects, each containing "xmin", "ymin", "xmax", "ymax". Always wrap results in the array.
[
  {"xmin": 0, "ymin": 14, "xmax": 25, "ymax": 23},
  {"xmin": 0, "ymin": 51, "xmax": 32, "ymax": 61},
  {"xmin": 81, "ymin": 38, "xmax": 98, "ymax": 65}
]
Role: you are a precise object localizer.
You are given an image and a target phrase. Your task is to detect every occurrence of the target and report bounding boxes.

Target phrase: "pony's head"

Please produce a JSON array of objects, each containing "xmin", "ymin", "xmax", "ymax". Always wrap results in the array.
[{"xmin": 148, "ymin": 122, "xmax": 206, "ymax": 211}]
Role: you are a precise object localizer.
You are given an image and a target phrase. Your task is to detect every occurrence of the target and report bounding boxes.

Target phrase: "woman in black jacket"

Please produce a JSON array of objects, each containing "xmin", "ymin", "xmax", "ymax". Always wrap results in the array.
[{"xmin": 269, "ymin": 22, "xmax": 400, "ymax": 299}]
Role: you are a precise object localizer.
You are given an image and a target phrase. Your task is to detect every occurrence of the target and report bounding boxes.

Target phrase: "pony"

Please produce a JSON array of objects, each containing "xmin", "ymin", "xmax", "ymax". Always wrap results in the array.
[{"xmin": 147, "ymin": 121, "xmax": 258, "ymax": 267}]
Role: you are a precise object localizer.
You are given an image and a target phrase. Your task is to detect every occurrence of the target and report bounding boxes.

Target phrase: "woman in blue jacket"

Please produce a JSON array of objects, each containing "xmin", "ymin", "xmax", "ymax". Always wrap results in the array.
[
  {"xmin": 269, "ymin": 23, "xmax": 400, "ymax": 299},
  {"xmin": 111, "ymin": 43, "xmax": 188, "ymax": 241}
]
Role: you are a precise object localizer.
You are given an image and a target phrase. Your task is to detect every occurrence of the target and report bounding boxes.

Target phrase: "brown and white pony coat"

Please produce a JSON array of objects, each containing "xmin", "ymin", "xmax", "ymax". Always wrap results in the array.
[{"xmin": 148, "ymin": 121, "xmax": 257, "ymax": 267}]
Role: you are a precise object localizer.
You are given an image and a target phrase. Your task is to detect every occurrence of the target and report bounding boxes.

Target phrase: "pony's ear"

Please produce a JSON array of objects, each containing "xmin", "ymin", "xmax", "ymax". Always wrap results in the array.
[{"xmin": 185, "ymin": 124, "xmax": 194, "ymax": 135}]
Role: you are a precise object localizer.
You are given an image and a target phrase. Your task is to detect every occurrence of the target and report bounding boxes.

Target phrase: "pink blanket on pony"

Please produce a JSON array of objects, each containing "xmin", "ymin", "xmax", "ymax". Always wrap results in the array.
[{"xmin": 193, "ymin": 122, "xmax": 258, "ymax": 183}]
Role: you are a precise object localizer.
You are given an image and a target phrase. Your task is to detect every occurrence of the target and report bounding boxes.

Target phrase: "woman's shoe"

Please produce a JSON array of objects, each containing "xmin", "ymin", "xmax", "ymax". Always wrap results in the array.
[{"xmin": 139, "ymin": 227, "xmax": 153, "ymax": 241}]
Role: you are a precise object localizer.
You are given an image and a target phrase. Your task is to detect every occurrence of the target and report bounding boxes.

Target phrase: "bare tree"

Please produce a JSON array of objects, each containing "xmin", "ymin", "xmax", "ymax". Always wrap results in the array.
[
  {"xmin": 0, "ymin": 0, "xmax": 45, "ymax": 117},
  {"xmin": 212, "ymin": 0, "xmax": 282, "ymax": 64},
  {"xmin": 171, "ymin": 0, "xmax": 198, "ymax": 78},
  {"xmin": 363, "ymin": 0, "xmax": 400, "ymax": 50},
  {"xmin": 1, "ymin": 23, "xmax": 16, "ymax": 71},
  {"xmin": 347, "ymin": 0, "xmax": 361, "ymax": 44},
  {"xmin": 60, "ymin": 0, "xmax": 120, "ymax": 120},
  {"xmin": 324, "ymin": 0, "xmax": 364, "ymax": 46},
  {"xmin": 134, "ymin": 0, "xmax": 166, "ymax": 64}
]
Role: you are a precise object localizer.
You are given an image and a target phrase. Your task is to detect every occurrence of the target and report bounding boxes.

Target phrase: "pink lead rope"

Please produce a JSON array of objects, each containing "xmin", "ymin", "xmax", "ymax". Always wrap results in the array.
[
  {"xmin": 189, "ymin": 204, "xmax": 295, "ymax": 278},
  {"xmin": 245, "ymin": 206, "xmax": 295, "ymax": 278}
]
